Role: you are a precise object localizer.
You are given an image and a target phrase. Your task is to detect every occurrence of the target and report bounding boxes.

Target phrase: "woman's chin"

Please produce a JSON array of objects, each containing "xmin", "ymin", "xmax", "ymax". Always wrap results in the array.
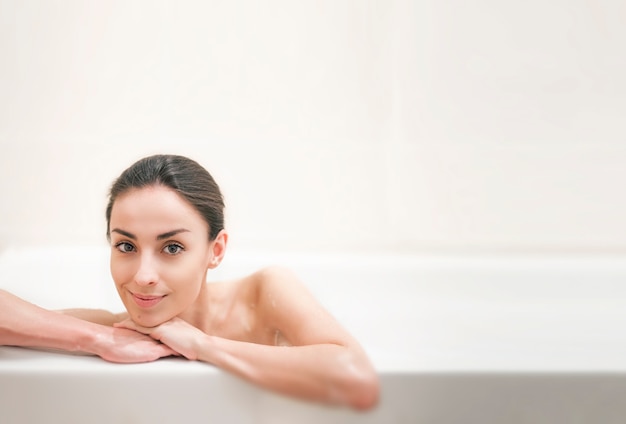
[{"xmin": 129, "ymin": 311, "xmax": 169, "ymax": 328}]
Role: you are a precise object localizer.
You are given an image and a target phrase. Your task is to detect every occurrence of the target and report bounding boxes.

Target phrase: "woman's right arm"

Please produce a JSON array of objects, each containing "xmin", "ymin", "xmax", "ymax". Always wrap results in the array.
[
  {"xmin": 57, "ymin": 308, "xmax": 128, "ymax": 326},
  {"xmin": 0, "ymin": 289, "xmax": 175, "ymax": 363}
]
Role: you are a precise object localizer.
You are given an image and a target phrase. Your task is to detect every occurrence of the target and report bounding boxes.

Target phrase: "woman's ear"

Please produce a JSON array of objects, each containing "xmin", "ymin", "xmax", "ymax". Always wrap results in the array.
[{"xmin": 207, "ymin": 230, "xmax": 228, "ymax": 269}]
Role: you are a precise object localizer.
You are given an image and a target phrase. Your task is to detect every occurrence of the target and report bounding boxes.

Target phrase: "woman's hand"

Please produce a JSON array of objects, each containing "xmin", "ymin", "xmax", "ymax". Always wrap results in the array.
[
  {"xmin": 92, "ymin": 325, "xmax": 179, "ymax": 363},
  {"xmin": 0, "ymin": 289, "xmax": 176, "ymax": 364},
  {"xmin": 114, "ymin": 317, "xmax": 205, "ymax": 360}
]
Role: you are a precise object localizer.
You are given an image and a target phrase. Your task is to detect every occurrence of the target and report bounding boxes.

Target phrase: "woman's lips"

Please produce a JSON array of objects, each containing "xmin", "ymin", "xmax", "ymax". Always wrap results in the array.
[{"xmin": 131, "ymin": 293, "xmax": 166, "ymax": 308}]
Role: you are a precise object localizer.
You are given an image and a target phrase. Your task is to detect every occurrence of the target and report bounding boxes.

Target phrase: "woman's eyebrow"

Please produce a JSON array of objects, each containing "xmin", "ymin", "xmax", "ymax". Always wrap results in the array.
[
  {"xmin": 111, "ymin": 228, "xmax": 136, "ymax": 239},
  {"xmin": 111, "ymin": 228, "xmax": 189, "ymax": 240},
  {"xmin": 156, "ymin": 229, "xmax": 190, "ymax": 240}
]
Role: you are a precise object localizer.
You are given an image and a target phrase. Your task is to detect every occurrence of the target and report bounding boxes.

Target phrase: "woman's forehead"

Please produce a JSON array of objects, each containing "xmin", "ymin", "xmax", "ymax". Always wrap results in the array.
[{"xmin": 110, "ymin": 186, "xmax": 208, "ymax": 233}]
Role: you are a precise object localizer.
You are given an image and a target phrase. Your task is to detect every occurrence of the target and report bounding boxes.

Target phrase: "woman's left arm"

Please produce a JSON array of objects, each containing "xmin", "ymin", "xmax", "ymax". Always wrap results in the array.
[
  {"xmin": 117, "ymin": 267, "xmax": 379, "ymax": 410},
  {"xmin": 205, "ymin": 333, "xmax": 379, "ymax": 410}
]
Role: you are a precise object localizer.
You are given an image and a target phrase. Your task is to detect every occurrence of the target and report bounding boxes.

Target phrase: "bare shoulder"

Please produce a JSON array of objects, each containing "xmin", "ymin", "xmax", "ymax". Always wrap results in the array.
[
  {"xmin": 247, "ymin": 266, "xmax": 357, "ymax": 348},
  {"xmin": 211, "ymin": 266, "xmax": 299, "ymax": 303},
  {"xmin": 251, "ymin": 265, "xmax": 306, "ymax": 289},
  {"xmin": 205, "ymin": 267, "xmax": 309, "ymax": 343},
  {"xmin": 247, "ymin": 266, "xmax": 316, "ymax": 308}
]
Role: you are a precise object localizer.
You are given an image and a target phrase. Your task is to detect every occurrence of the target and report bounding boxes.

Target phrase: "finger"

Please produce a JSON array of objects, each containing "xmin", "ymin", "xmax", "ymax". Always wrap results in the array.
[
  {"xmin": 162, "ymin": 345, "xmax": 182, "ymax": 357},
  {"xmin": 124, "ymin": 322, "xmax": 164, "ymax": 342},
  {"xmin": 114, "ymin": 320, "xmax": 155, "ymax": 338},
  {"xmin": 113, "ymin": 319, "xmax": 137, "ymax": 331},
  {"xmin": 146, "ymin": 326, "xmax": 165, "ymax": 341}
]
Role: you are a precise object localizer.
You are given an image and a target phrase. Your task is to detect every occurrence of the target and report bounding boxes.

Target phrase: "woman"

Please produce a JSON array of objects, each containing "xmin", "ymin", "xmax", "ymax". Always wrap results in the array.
[{"xmin": 0, "ymin": 154, "xmax": 379, "ymax": 410}]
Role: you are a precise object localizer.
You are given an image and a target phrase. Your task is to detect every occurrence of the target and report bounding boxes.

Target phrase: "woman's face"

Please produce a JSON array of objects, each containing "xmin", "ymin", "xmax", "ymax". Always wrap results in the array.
[{"xmin": 108, "ymin": 185, "xmax": 221, "ymax": 327}]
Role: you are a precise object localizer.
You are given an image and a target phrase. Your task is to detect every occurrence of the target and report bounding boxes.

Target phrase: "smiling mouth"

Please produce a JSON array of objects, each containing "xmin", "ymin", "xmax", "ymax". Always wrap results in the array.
[{"xmin": 131, "ymin": 293, "xmax": 166, "ymax": 308}]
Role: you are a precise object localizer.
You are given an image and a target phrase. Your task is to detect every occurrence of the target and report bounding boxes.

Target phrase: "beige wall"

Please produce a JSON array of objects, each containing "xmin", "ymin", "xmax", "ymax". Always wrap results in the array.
[{"xmin": 1, "ymin": 0, "xmax": 625, "ymax": 252}]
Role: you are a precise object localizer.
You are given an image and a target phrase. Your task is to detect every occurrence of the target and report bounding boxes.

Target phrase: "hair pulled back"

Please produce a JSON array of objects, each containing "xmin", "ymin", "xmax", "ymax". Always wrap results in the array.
[{"xmin": 106, "ymin": 154, "xmax": 225, "ymax": 241}]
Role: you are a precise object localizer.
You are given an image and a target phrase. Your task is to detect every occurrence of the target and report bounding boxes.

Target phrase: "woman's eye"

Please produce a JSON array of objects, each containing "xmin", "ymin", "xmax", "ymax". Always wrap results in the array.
[
  {"xmin": 163, "ymin": 244, "xmax": 183, "ymax": 255},
  {"xmin": 115, "ymin": 242, "xmax": 135, "ymax": 253}
]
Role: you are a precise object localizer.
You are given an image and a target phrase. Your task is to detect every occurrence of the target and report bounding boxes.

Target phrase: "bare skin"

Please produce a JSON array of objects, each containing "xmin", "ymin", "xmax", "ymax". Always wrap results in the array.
[
  {"xmin": 3, "ymin": 185, "xmax": 379, "ymax": 410},
  {"xmin": 61, "ymin": 267, "xmax": 379, "ymax": 410},
  {"xmin": 0, "ymin": 289, "xmax": 175, "ymax": 363}
]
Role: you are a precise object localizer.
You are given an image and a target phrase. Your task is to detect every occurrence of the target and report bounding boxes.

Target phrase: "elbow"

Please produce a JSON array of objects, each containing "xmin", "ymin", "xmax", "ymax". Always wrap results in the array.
[
  {"xmin": 345, "ymin": 370, "xmax": 380, "ymax": 411},
  {"xmin": 354, "ymin": 374, "xmax": 380, "ymax": 411}
]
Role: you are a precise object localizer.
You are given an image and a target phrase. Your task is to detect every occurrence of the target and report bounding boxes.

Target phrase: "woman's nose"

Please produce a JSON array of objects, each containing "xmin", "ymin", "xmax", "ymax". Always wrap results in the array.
[{"xmin": 134, "ymin": 255, "xmax": 158, "ymax": 286}]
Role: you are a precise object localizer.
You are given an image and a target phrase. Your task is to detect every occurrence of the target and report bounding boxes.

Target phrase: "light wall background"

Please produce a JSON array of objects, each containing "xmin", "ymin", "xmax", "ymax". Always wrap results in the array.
[{"xmin": 1, "ymin": 0, "xmax": 625, "ymax": 253}]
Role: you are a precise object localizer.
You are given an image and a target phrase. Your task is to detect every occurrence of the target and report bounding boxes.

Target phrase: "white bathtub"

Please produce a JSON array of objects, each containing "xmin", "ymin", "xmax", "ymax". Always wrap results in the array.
[{"xmin": 1, "ymin": 246, "xmax": 626, "ymax": 423}]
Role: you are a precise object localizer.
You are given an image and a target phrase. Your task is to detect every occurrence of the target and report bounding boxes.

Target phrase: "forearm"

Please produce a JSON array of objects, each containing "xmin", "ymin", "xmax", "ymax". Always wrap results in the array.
[
  {"xmin": 0, "ymin": 289, "xmax": 102, "ymax": 354},
  {"xmin": 58, "ymin": 308, "xmax": 126, "ymax": 326},
  {"xmin": 199, "ymin": 336, "xmax": 379, "ymax": 410}
]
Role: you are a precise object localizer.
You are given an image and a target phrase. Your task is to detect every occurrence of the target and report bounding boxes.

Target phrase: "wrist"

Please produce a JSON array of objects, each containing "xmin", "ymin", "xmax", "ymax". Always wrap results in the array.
[
  {"xmin": 196, "ymin": 334, "xmax": 218, "ymax": 363},
  {"xmin": 77, "ymin": 322, "xmax": 112, "ymax": 357}
]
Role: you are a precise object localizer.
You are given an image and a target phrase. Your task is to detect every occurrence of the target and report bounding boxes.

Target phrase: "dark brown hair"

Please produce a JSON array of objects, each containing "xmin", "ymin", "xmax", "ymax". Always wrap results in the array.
[{"xmin": 105, "ymin": 154, "xmax": 225, "ymax": 241}]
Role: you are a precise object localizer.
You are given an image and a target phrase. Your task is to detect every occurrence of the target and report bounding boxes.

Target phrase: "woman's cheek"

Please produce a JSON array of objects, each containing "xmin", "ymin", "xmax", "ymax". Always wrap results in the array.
[{"xmin": 110, "ymin": 257, "xmax": 134, "ymax": 285}]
